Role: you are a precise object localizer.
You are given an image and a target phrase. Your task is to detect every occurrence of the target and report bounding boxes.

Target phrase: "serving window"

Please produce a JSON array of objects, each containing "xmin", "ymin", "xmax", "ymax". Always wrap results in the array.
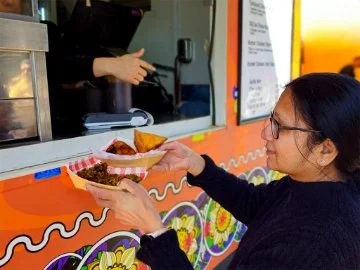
[{"xmin": 38, "ymin": 0, "xmax": 213, "ymax": 139}]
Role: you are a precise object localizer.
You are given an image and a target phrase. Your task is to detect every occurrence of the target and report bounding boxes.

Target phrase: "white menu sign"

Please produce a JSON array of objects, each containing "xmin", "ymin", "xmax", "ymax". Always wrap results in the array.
[{"xmin": 239, "ymin": 0, "xmax": 294, "ymax": 122}]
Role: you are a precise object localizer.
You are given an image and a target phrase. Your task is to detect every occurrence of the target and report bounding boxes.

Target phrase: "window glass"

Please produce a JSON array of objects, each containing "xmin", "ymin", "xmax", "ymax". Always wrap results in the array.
[
  {"xmin": 0, "ymin": 51, "xmax": 33, "ymax": 99},
  {"xmin": 0, "ymin": 99, "xmax": 37, "ymax": 142},
  {"xmin": 39, "ymin": 0, "xmax": 211, "ymax": 138}
]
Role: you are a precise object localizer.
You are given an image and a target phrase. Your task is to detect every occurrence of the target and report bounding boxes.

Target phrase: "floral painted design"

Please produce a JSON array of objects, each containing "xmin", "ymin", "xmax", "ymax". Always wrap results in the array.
[
  {"xmin": 86, "ymin": 246, "xmax": 137, "ymax": 270},
  {"xmin": 268, "ymin": 170, "xmax": 286, "ymax": 181},
  {"xmin": 162, "ymin": 202, "xmax": 203, "ymax": 267},
  {"xmin": 204, "ymin": 200, "xmax": 237, "ymax": 255},
  {"xmin": 209, "ymin": 202, "xmax": 236, "ymax": 246},
  {"xmin": 248, "ymin": 175, "xmax": 266, "ymax": 185},
  {"xmin": 169, "ymin": 215, "xmax": 199, "ymax": 262},
  {"xmin": 194, "ymin": 192, "xmax": 212, "ymax": 269},
  {"xmin": 45, "ymin": 232, "xmax": 147, "ymax": 270},
  {"xmin": 234, "ymin": 222, "xmax": 247, "ymax": 242},
  {"xmin": 247, "ymin": 167, "xmax": 269, "ymax": 184}
]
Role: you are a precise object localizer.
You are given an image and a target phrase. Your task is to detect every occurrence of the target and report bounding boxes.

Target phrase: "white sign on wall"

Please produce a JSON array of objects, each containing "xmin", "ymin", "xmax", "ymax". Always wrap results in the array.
[{"xmin": 238, "ymin": 0, "xmax": 294, "ymax": 123}]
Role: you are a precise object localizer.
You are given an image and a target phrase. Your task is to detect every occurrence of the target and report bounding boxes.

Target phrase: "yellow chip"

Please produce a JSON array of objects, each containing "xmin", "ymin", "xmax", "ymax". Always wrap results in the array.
[{"xmin": 134, "ymin": 129, "xmax": 167, "ymax": 153}]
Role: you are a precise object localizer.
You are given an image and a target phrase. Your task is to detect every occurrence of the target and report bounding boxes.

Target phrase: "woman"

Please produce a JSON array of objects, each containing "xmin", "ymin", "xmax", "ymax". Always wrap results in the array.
[{"xmin": 87, "ymin": 73, "xmax": 360, "ymax": 269}]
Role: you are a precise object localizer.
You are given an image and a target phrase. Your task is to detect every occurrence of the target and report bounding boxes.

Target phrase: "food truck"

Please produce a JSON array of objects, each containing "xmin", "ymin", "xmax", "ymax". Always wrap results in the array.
[{"xmin": 0, "ymin": 0, "xmax": 299, "ymax": 268}]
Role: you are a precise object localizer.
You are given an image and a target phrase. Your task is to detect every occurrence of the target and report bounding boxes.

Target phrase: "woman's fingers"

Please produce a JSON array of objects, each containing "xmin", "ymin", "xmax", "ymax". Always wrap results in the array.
[
  {"xmin": 117, "ymin": 178, "xmax": 141, "ymax": 194},
  {"xmin": 157, "ymin": 141, "xmax": 179, "ymax": 151},
  {"xmin": 152, "ymin": 164, "xmax": 169, "ymax": 172},
  {"xmin": 87, "ymin": 184, "xmax": 136, "ymax": 209},
  {"xmin": 86, "ymin": 184, "xmax": 116, "ymax": 201},
  {"xmin": 93, "ymin": 198, "xmax": 113, "ymax": 208}
]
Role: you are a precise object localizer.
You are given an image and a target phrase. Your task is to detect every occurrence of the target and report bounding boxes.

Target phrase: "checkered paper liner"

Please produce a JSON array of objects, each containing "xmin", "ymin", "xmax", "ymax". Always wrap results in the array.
[
  {"xmin": 68, "ymin": 156, "xmax": 148, "ymax": 179},
  {"xmin": 92, "ymin": 137, "xmax": 166, "ymax": 161}
]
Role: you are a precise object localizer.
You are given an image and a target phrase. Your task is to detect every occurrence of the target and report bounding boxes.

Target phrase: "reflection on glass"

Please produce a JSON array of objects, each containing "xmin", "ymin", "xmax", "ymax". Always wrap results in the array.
[
  {"xmin": 0, "ymin": 99, "xmax": 37, "ymax": 141},
  {"xmin": 0, "ymin": 0, "xmax": 32, "ymax": 16},
  {"xmin": 0, "ymin": 51, "xmax": 33, "ymax": 99}
]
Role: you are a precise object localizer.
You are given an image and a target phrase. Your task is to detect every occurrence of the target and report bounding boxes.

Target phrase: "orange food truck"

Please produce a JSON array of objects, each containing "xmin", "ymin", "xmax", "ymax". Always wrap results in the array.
[{"xmin": 0, "ymin": 0, "xmax": 299, "ymax": 269}]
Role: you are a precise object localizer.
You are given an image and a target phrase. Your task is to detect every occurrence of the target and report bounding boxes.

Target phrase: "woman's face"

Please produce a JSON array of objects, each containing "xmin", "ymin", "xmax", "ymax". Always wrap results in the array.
[{"xmin": 261, "ymin": 88, "xmax": 321, "ymax": 181}]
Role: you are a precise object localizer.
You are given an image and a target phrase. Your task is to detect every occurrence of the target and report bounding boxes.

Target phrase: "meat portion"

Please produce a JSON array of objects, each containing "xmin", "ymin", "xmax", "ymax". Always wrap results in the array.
[
  {"xmin": 106, "ymin": 141, "xmax": 136, "ymax": 155},
  {"xmin": 77, "ymin": 163, "xmax": 142, "ymax": 186}
]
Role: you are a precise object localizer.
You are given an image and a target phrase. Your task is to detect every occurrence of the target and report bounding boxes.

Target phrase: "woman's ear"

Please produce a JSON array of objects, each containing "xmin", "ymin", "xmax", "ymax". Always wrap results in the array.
[{"xmin": 317, "ymin": 139, "xmax": 338, "ymax": 167}]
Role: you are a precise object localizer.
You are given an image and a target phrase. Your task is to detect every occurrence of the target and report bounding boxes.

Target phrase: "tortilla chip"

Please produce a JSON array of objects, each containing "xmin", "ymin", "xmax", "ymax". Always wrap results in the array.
[
  {"xmin": 106, "ymin": 140, "xmax": 137, "ymax": 155},
  {"xmin": 134, "ymin": 129, "xmax": 167, "ymax": 153}
]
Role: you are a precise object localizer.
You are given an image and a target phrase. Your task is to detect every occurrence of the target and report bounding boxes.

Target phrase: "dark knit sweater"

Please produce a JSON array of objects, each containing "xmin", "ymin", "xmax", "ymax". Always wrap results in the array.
[{"xmin": 137, "ymin": 155, "xmax": 360, "ymax": 269}]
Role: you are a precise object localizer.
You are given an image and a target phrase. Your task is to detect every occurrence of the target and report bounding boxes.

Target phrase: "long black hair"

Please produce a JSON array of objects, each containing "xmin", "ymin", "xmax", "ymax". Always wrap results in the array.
[{"xmin": 286, "ymin": 73, "xmax": 360, "ymax": 180}]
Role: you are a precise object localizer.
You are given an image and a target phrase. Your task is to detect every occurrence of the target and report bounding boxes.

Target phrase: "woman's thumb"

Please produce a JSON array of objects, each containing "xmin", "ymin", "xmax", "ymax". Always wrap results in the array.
[
  {"xmin": 157, "ymin": 141, "xmax": 179, "ymax": 151},
  {"xmin": 152, "ymin": 164, "xmax": 167, "ymax": 172},
  {"xmin": 117, "ymin": 178, "xmax": 137, "ymax": 193}
]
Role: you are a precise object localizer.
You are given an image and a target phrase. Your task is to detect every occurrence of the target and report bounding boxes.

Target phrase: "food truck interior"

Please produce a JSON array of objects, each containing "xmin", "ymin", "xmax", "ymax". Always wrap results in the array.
[{"xmin": 0, "ymin": 0, "xmax": 212, "ymax": 145}]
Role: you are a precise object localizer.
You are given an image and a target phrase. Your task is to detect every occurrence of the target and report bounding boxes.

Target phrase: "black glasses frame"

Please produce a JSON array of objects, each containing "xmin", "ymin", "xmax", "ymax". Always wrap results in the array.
[{"xmin": 270, "ymin": 113, "xmax": 321, "ymax": 139}]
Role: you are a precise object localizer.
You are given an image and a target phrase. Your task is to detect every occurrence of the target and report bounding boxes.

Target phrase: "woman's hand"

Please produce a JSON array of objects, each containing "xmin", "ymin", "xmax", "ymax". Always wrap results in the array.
[
  {"xmin": 86, "ymin": 179, "xmax": 164, "ymax": 234},
  {"xmin": 93, "ymin": 48, "xmax": 156, "ymax": 85},
  {"xmin": 153, "ymin": 142, "xmax": 206, "ymax": 176}
]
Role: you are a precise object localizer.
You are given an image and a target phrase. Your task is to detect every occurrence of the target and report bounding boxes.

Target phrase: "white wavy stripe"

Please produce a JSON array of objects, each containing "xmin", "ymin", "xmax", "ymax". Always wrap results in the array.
[
  {"xmin": 219, "ymin": 147, "xmax": 266, "ymax": 171},
  {"xmin": 43, "ymin": 253, "xmax": 83, "ymax": 270},
  {"xmin": 148, "ymin": 176, "xmax": 190, "ymax": 201},
  {"xmin": 0, "ymin": 208, "xmax": 109, "ymax": 267}
]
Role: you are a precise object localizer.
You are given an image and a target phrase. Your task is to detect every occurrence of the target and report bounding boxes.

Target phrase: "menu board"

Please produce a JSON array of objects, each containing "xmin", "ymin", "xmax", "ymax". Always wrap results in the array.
[{"xmin": 238, "ymin": 0, "xmax": 294, "ymax": 123}]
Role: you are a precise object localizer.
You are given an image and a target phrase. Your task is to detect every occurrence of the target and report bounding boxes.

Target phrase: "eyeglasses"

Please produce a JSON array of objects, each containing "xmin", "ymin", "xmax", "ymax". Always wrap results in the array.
[{"xmin": 269, "ymin": 113, "xmax": 321, "ymax": 139}]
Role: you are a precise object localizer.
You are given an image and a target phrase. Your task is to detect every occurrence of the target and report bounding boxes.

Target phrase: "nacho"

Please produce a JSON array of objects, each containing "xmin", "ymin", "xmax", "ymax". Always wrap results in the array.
[
  {"xmin": 134, "ymin": 129, "xmax": 167, "ymax": 153},
  {"xmin": 106, "ymin": 140, "xmax": 136, "ymax": 155}
]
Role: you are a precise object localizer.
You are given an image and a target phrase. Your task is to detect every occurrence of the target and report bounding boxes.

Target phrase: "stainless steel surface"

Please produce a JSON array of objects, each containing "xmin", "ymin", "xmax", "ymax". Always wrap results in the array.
[
  {"xmin": 0, "ymin": 12, "xmax": 37, "ymax": 22},
  {"xmin": 32, "ymin": 52, "xmax": 52, "ymax": 141},
  {"xmin": 0, "ymin": 51, "xmax": 34, "ymax": 99},
  {"xmin": 32, "ymin": 0, "xmax": 39, "ymax": 18},
  {"xmin": 0, "ymin": 99, "xmax": 37, "ymax": 142},
  {"xmin": 0, "ymin": 18, "xmax": 48, "ymax": 52}
]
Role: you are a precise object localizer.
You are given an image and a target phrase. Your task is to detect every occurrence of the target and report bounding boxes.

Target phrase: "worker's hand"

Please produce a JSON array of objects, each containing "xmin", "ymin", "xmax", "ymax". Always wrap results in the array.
[
  {"xmin": 93, "ymin": 48, "xmax": 156, "ymax": 85},
  {"xmin": 152, "ymin": 142, "xmax": 206, "ymax": 176},
  {"xmin": 86, "ymin": 179, "xmax": 164, "ymax": 234}
]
